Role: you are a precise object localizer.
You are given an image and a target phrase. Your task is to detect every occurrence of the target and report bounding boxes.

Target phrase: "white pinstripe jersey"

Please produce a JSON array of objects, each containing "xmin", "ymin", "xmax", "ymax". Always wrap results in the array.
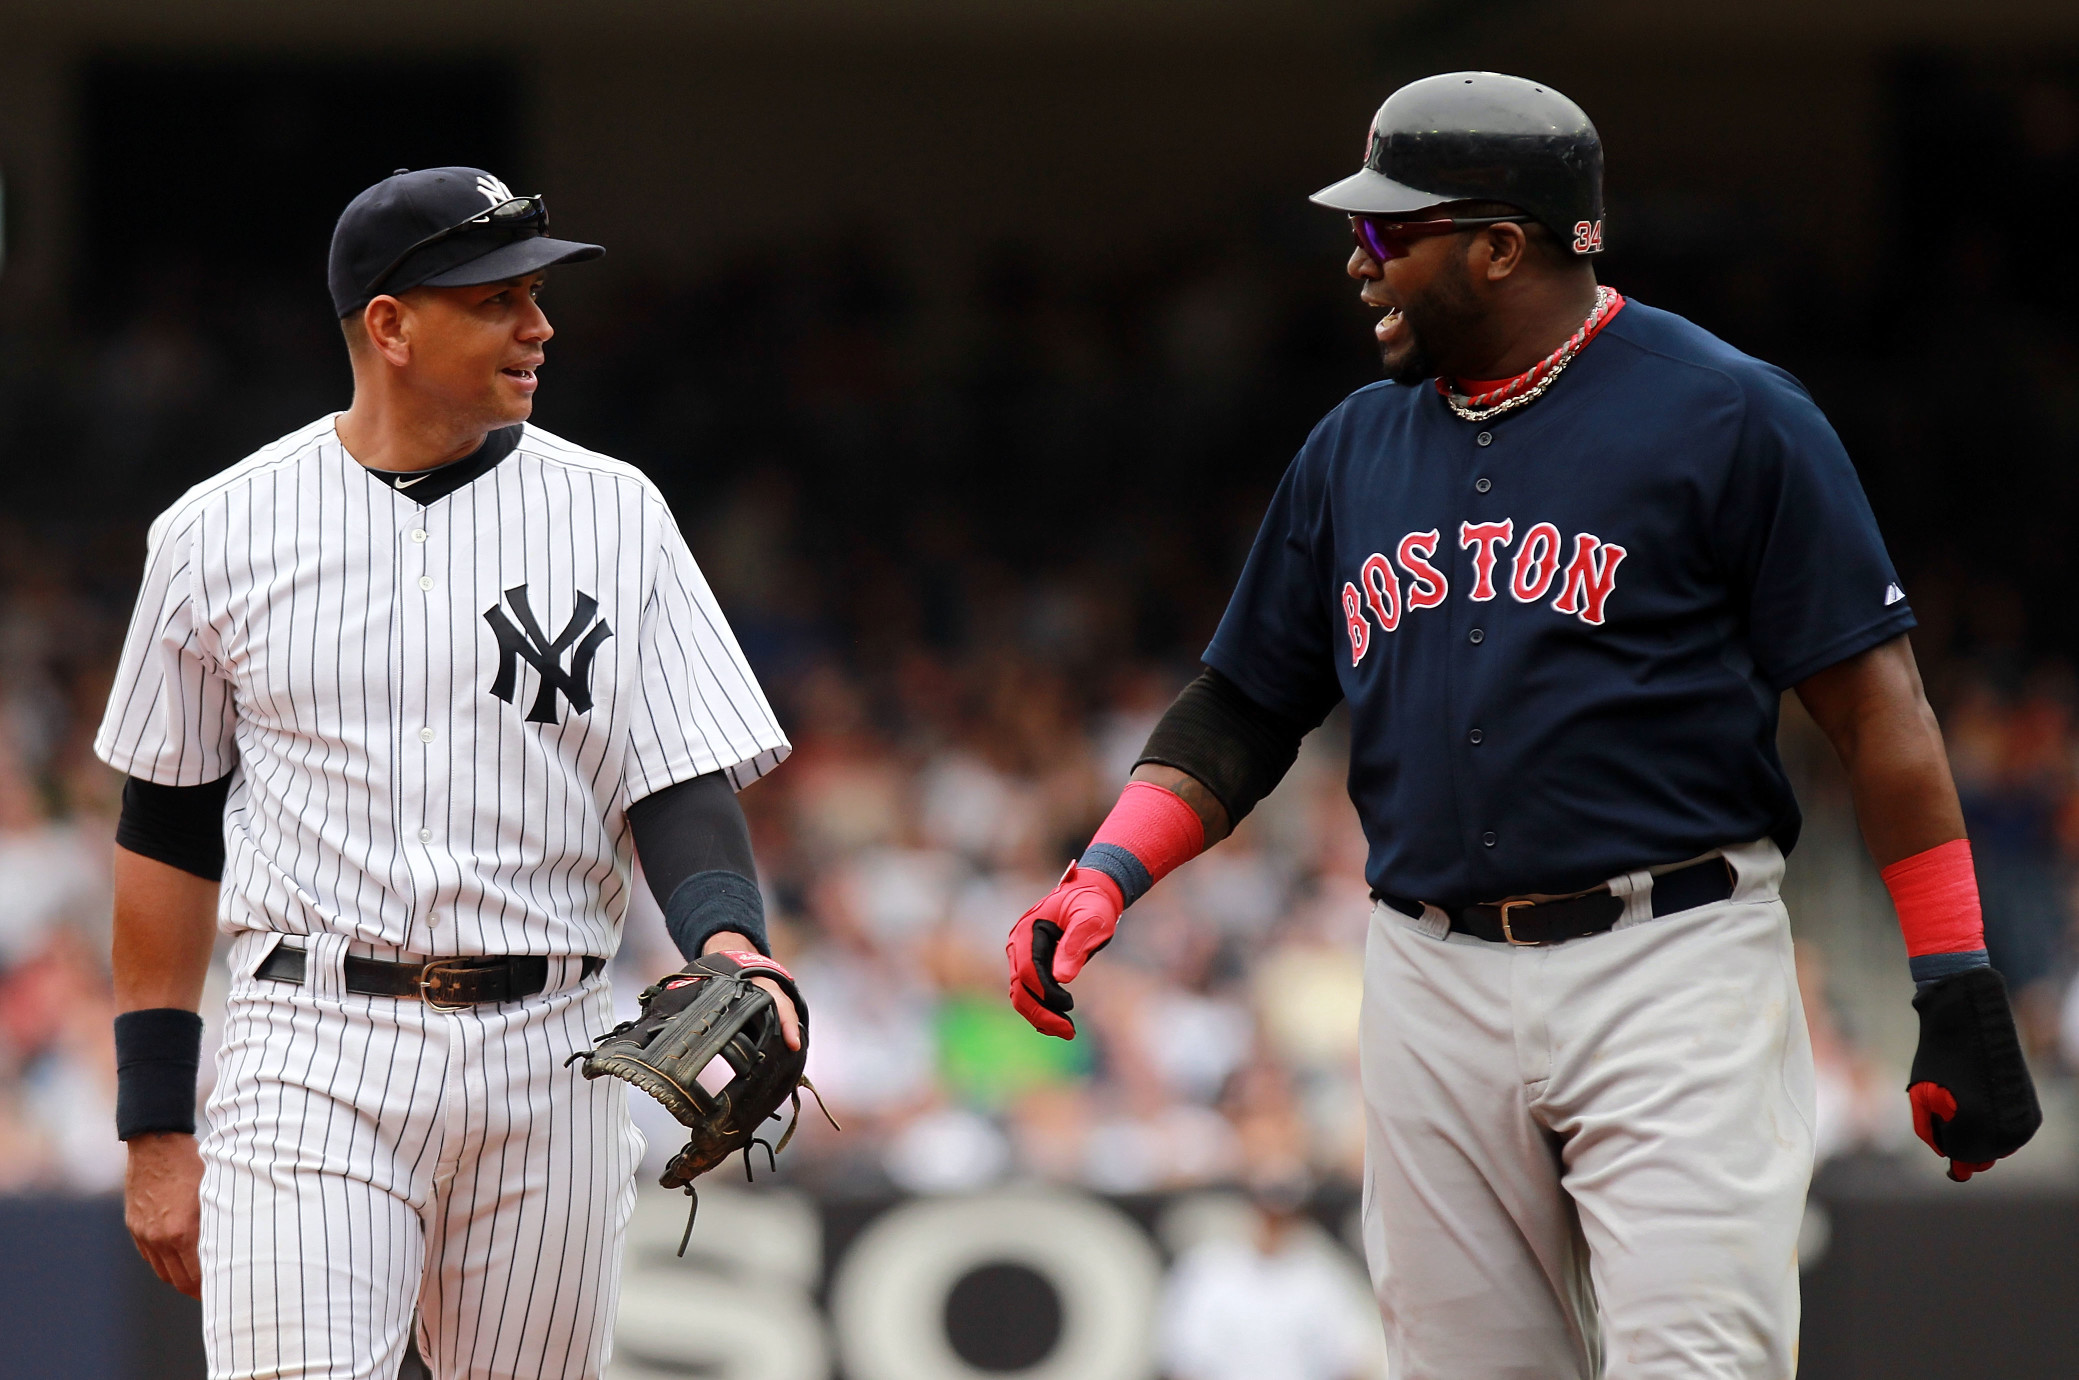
[{"xmin": 95, "ymin": 414, "xmax": 789, "ymax": 957}]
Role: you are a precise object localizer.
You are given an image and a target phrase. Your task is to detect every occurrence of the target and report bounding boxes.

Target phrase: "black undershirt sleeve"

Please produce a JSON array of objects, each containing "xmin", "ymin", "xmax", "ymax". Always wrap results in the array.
[
  {"xmin": 1135, "ymin": 667, "xmax": 1328, "ymax": 826},
  {"xmin": 626, "ymin": 771, "xmax": 769, "ymax": 960},
  {"xmin": 116, "ymin": 775, "xmax": 234, "ymax": 881},
  {"xmin": 112, "ymin": 778, "xmax": 227, "ymax": 1140}
]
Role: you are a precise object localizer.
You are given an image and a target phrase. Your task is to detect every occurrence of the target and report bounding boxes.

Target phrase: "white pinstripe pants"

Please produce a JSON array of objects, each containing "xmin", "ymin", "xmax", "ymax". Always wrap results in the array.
[{"xmin": 200, "ymin": 933, "xmax": 642, "ymax": 1380}]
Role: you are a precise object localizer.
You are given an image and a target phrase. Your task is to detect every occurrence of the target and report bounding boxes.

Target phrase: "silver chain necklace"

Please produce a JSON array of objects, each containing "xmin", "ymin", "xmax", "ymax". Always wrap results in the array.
[{"xmin": 1439, "ymin": 286, "xmax": 1621, "ymax": 424}]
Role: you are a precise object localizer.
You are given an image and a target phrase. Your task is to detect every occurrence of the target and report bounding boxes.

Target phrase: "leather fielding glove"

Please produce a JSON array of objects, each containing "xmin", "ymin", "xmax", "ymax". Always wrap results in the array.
[
  {"xmin": 1007, "ymin": 865, "xmax": 1125, "ymax": 1039},
  {"xmin": 1907, "ymin": 966, "xmax": 2041, "ymax": 1181},
  {"xmin": 571, "ymin": 951, "xmax": 835, "ymax": 1254}
]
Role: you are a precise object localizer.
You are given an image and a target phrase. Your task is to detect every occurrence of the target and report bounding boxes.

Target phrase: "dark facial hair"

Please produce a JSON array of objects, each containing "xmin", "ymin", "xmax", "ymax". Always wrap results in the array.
[
  {"xmin": 1385, "ymin": 321, "xmax": 1439, "ymax": 386},
  {"xmin": 1380, "ymin": 241, "xmax": 1483, "ymax": 385}
]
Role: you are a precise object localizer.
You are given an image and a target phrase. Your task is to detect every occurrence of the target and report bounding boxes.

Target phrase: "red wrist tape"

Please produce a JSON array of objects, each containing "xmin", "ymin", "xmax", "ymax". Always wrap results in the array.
[
  {"xmin": 1880, "ymin": 839, "xmax": 1985, "ymax": 957},
  {"xmin": 1086, "ymin": 781, "xmax": 1206, "ymax": 897}
]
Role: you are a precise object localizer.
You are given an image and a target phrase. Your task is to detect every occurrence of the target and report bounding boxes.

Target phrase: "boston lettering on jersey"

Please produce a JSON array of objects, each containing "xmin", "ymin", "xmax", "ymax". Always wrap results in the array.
[
  {"xmin": 1341, "ymin": 520, "xmax": 1626, "ymax": 663},
  {"xmin": 1206, "ymin": 300, "xmax": 1915, "ymax": 907}
]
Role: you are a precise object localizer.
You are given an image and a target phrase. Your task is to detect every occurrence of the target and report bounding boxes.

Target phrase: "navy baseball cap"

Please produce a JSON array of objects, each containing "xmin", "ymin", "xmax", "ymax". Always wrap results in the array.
[{"xmin": 327, "ymin": 167, "xmax": 603, "ymax": 318}]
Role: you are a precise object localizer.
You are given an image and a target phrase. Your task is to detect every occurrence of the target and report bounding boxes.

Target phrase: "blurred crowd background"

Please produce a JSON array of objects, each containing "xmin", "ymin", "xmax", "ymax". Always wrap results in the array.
[{"xmin": 4, "ymin": 48, "xmax": 2079, "ymax": 1212}]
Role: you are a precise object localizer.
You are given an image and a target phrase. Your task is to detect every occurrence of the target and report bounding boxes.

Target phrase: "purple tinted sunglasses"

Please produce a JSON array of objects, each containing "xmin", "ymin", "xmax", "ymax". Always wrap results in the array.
[{"xmin": 1350, "ymin": 213, "xmax": 1524, "ymax": 262}]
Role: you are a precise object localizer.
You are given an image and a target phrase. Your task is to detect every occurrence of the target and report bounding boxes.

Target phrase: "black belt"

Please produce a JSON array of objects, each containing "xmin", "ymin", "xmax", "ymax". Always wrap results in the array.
[
  {"xmin": 257, "ymin": 943, "xmax": 604, "ymax": 1009},
  {"xmin": 1378, "ymin": 856, "xmax": 1735, "ymax": 946}
]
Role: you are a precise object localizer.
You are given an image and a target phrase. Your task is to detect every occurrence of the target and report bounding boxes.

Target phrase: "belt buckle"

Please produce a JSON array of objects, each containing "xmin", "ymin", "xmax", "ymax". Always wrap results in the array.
[
  {"xmin": 419, "ymin": 958, "xmax": 479, "ymax": 1011},
  {"xmin": 1497, "ymin": 898, "xmax": 1541, "ymax": 946}
]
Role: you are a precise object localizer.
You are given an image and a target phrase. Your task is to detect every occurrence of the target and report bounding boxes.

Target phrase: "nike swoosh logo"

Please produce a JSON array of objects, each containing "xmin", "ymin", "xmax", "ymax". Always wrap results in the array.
[{"xmin": 393, "ymin": 473, "xmax": 430, "ymax": 489}]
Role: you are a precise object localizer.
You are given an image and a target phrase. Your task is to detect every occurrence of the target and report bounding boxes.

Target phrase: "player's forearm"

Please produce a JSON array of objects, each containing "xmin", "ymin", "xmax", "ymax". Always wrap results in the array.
[
  {"xmin": 1039, "ymin": 673, "xmax": 1307, "ymax": 940},
  {"xmin": 112, "ymin": 844, "xmax": 220, "ymax": 1013},
  {"xmin": 1797, "ymin": 635, "xmax": 1994, "ymax": 998},
  {"xmin": 1837, "ymin": 710, "xmax": 1966, "ymax": 868},
  {"xmin": 1129, "ymin": 763, "xmax": 1233, "ymax": 845},
  {"xmin": 1010, "ymin": 675, "xmax": 1319, "ymax": 1037},
  {"xmin": 1794, "ymin": 636, "xmax": 1965, "ymax": 867},
  {"xmin": 628, "ymin": 772, "xmax": 770, "ymax": 959},
  {"xmin": 1133, "ymin": 668, "xmax": 1326, "ymax": 844}
]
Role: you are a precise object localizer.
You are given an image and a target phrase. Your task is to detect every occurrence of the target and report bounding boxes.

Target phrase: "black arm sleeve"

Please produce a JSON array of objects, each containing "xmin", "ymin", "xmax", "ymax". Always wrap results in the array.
[
  {"xmin": 1135, "ymin": 667, "xmax": 1326, "ymax": 826},
  {"xmin": 116, "ymin": 775, "xmax": 233, "ymax": 881},
  {"xmin": 626, "ymin": 772, "xmax": 769, "ymax": 960}
]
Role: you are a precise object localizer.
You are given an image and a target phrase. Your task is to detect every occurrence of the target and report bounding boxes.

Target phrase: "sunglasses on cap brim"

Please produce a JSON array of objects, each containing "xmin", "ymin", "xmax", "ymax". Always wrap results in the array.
[
  {"xmin": 363, "ymin": 195, "xmax": 550, "ymax": 299},
  {"xmin": 1349, "ymin": 213, "xmax": 1526, "ymax": 262}
]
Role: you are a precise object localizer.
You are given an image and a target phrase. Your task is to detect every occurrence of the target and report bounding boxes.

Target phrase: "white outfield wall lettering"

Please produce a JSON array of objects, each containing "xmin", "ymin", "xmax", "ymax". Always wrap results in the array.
[
  {"xmin": 610, "ymin": 1186, "xmax": 830, "ymax": 1380},
  {"xmin": 830, "ymin": 1190, "xmax": 1164, "ymax": 1380}
]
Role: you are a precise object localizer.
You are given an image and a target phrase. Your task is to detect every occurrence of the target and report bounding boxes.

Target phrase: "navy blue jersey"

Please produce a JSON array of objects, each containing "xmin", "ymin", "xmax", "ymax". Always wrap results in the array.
[{"xmin": 1204, "ymin": 299, "xmax": 1913, "ymax": 906}]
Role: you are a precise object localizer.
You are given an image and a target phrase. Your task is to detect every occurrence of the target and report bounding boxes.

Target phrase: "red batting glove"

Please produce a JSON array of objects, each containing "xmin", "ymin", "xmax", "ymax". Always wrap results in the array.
[{"xmin": 1006, "ymin": 866, "xmax": 1125, "ymax": 1040}]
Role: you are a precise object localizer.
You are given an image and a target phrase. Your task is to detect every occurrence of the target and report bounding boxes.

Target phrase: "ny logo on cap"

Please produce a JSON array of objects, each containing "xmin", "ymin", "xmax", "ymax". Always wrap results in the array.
[
  {"xmin": 484, "ymin": 585, "xmax": 613, "ymax": 723},
  {"xmin": 475, "ymin": 173, "xmax": 516, "ymax": 207}
]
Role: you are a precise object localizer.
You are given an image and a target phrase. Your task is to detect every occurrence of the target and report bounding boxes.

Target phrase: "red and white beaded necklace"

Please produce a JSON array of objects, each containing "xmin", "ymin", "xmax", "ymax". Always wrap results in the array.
[{"xmin": 1436, "ymin": 285, "xmax": 1625, "ymax": 423}]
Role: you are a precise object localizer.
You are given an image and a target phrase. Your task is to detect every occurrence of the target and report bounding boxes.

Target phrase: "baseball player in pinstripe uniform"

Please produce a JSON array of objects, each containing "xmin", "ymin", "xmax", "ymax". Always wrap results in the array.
[{"xmin": 100, "ymin": 168, "xmax": 797, "ymax": 1379}]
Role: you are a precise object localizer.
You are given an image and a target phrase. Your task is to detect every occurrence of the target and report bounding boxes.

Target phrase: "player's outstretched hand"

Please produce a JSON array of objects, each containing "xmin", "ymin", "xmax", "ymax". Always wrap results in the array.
[
  {"xmin": 125, "ymin": 1131, "xmax": 204, "ymax": 1298},
  {"xmin": 1906, "ymin": 967, "xmax": 2042, "ymax": 1181},
  {"xmin": 1006, "ymin": 866, "xmax": 1125, "ymax": 1040}
]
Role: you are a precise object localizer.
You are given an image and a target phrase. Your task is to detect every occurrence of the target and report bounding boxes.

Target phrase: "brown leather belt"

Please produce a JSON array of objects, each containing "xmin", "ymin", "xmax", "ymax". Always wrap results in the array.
[
  {"xmin": 1378, "ymin": 856, "xmax": 1734, "ymax": 947},
  {"xmin": 257, "ymin": 943, "xmax": 605, "ymax": 1010}
]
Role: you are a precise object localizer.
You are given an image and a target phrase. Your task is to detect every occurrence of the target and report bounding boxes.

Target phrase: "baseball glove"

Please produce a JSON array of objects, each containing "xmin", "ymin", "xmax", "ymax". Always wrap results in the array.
[{"xmin": 571, "ymin": 951, "xmax": 834, "ymax": 1252}]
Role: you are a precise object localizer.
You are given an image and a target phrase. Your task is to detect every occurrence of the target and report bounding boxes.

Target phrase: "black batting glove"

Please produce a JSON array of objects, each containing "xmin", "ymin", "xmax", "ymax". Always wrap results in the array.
[{"xmin": 1906, "ymin": 967, "xmax": 2042, "ymax": 1182}]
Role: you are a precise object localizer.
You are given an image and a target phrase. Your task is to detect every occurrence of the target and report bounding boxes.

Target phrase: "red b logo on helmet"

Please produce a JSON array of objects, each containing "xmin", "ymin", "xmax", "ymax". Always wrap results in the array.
[{"xmin": 1572, "ymin": 220, "xmax": 1604, "ymax": 254}]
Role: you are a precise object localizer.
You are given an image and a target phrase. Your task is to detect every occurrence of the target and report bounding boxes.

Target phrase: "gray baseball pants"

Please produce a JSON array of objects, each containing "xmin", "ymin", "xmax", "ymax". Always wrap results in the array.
[{"xmin": 1357, "ymin": 839, "xmax": 1814, "ymax": 1379}]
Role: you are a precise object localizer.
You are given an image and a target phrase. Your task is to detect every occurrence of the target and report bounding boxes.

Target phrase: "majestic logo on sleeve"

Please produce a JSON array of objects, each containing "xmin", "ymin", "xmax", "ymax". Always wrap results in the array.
[
  {"xmin": 484, "ymin": 586, "xmax": 613, "ymax": 723},
  {"xmin": 1341, "ymin": 519, "xmax": 1627, "ymax": 665}
]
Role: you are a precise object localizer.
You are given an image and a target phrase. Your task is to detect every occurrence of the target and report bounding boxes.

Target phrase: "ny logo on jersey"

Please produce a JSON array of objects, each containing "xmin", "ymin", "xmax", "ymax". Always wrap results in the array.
[
  {"xmin": 475, "ymin": 173, "xmax": 516, "ymax": 207},
  {"xmin": 484, "ymin": 586, "xmax": 613, "ymax": 723}
]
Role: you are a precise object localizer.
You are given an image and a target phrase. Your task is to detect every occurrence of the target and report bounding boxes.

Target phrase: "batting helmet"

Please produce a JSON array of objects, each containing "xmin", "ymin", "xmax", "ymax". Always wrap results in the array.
[{"xmin": 1311, "ymin": 72, "xmax": 1605, "ymax": 255}]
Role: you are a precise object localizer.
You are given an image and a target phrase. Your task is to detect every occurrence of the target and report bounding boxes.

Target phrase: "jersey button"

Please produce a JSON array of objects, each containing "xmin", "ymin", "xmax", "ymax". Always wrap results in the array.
[
  {"xmin": 1469, "ymin": 728, "xmax": 1484, "ymax": 744},
  {"xmin": 1475, "ymin": 477, "xmax": 1492, "ymax": 494},
  {"xmin": 410, "ymin": 528, "xmax": 428, "ymax": 543},
  {"xmin": 1468, "ymin": 628, "xmax": 1485, "ymax": 644},
  {"xmin": 1482, "ymin": 831, "xmax": 1497, "ymax": 848},
  {"xmin": 418, "ymin": 828, "xmax": 433, "ymax": 843},
  {"xmin": 419, "ymin": 726, "xmax": 436, "ymax": 742},
  {"xmin": 419, "ymin": 576, "xmax": 435, "ymax": 591},
  {"xmin": 1476, "ymin": 431, "xmax": 1493, "ymax": 447}
]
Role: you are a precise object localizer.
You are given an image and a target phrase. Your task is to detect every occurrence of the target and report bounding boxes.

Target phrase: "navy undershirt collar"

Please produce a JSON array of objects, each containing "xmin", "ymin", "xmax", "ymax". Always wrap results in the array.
[{"xmin": 367, "ymin": 424, "xmax": 523, "ymax": 505}]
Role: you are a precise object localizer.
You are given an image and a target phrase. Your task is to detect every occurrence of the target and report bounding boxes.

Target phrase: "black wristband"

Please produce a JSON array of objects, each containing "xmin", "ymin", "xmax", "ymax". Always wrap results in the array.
[
  {"xmin": 114, "ymin": 1008, "xmax": 204, "ymax": 1140},
  {"xmin": 663, "ymin": 869, "xmax": 770, "ymax": 961}
]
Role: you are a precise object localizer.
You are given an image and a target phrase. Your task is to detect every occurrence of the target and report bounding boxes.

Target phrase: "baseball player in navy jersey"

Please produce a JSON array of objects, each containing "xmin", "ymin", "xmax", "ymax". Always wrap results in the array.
[
  {"xmin": 1008, "ymin": 74, "xmax": 2041, "ymax": 1377},
  {"xmin": 101, "ymin": 167, "xmax": 798, "ymax": 1379}
]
